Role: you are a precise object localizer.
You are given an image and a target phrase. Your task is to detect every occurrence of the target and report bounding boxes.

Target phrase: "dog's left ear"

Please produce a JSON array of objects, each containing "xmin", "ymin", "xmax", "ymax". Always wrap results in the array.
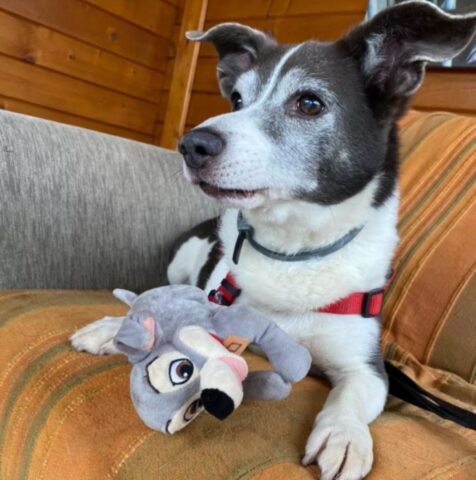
[
  {"xmin": 186, "ymin": 23, "xmax": 276, "ymax": 96},
  {"xmin": 341, "ymin": 1, "xmax": 476, "ymax": 116}
]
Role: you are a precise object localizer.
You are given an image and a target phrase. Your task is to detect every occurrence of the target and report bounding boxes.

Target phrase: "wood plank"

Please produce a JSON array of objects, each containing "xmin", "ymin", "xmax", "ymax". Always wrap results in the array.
[
  {"xmin": 84, "ymin": 0, "xmax": 177, "ymax": 37},
  {"xmin": 0, "ymin": 0, "xmax": 171, "ymax": 69},
  {"xmin": 193, "ymin": 58, "xmax": 220, "ymax": 93},
  {"xmin": 268, "ymin": 0, "xmax": 367, "ymax": 16},
  {"xmin": 186, "ymin": 92, "xmax": 229, "ymax": 126},
  {"xmin": 0, "ymin": 10, "xmax": 163, "ymax": 101},
  {"xmin": 199, "ymin": 13, "xmax": 363, "ymax": 56},
  {"xmin": 160, "ymin": 0, "xmax": 208, "ymax": 149},
  {"xmin": 207, "ymin": 0, "xmax": 272, "ymax": 20},
  {"xmin": 413, "ymin": 69, "xmax": 476, "ymax": 115},
  {"xmin": 207, "ymin": 0, "xmax": 367, "ymax": 20},
  {"xmin": 414, "ymin": 107, "xmax": 475, "ymax": 117},
  {"xmin": 0, "ymin": 95, "xmax": 153, "ymax": 142},
  {"xmin": 0, "ymin": 54, "xmax": 157, "ymax": 133}
]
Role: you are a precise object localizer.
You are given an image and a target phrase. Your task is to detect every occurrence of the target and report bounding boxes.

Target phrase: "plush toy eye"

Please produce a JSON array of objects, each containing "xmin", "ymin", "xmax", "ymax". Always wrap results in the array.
[
  {"xmin": 169, "ymin": 358, "xmax": 194, "ymax": 385},
  {"xmin": 231, "ymin": 91, "xmax": 243, "ymax": 111},
  {"xmin": 297, "ymin": 94, "xmax": 324, "ymax": 116},
  {"xmin": 183, "ymin": 398, "xmax": 203, "ymax": 422}
]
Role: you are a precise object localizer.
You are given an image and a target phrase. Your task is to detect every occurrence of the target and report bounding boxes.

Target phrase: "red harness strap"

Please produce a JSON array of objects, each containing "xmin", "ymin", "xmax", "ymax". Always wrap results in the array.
[
  {"xmin": 209, "ymin": 271, "xmax": 392, "ymax": 317},
  {"xmin": 315, "ymin": 288, "xmax": 384, "ymax": 317},
  {"xmin": 208, "ymin": 272, "xmax": 242, "ymax": 306}
]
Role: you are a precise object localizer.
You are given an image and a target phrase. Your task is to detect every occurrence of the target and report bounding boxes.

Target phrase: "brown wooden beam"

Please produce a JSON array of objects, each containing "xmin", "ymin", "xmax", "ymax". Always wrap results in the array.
[{"xmin": 159, "ymin": 0, "xmax": 208, "ymax": 149}]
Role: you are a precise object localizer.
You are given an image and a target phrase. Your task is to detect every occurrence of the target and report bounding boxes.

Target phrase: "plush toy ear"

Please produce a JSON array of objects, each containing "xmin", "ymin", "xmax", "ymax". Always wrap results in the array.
[
  {"xmin": 113, "ymin": 288, "xmax": 138, "ymax": 306},
  {"xmin": 114, "ymin": 313, "xmax": 161, "ymax": 358},
  {"xmin": 186, "ymin": 23, "xmax": 276, "ymax": 97},
  {"xmin": 340, "ymin": 2, "xmax": 476, "ymax": 118}
]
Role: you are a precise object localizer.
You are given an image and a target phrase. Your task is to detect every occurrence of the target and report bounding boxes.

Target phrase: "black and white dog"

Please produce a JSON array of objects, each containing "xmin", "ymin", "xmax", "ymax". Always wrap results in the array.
[{"xmin": 72, "ymin": 2, "xmax": 476, "ymax": 479}]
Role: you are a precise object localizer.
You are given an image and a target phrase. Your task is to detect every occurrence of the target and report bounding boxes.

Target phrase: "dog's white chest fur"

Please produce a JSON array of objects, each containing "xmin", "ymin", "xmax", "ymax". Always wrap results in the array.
[{"xmin": 200, "ymin": 191, "xmax": 399, "ymax": 375}]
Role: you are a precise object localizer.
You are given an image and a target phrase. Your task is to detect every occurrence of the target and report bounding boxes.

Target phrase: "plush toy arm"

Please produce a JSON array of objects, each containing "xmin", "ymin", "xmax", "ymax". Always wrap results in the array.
[
  {"xmin": 243, "ymin": 371, "xmax": 291, "ymax": 400},
  {"xmin": 212, "ymin": 305, "xmax": 311, "ymax": 384}
]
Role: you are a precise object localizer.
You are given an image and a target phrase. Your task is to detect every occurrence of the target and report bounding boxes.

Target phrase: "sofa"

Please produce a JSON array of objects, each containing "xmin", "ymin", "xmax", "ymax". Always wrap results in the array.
[{"xmin": 0, "ymin": 109, "xmax": 475, "ymax": 480}]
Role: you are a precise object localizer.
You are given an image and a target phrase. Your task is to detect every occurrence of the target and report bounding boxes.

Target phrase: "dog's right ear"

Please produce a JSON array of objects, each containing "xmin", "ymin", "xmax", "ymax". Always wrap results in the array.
[
  {"xmin": 186, "ymin": 23, "xmax": 276, "ymax": 96},
  {"xmin": 340, "ymin": 2, "xmax": 476, "ymax": 120}
]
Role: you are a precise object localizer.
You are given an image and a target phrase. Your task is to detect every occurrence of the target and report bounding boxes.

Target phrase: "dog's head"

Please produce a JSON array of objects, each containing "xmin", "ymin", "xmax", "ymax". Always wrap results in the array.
[{"xmin": 179, "ymin": 2, "xmax": 475, "ymax": 213}]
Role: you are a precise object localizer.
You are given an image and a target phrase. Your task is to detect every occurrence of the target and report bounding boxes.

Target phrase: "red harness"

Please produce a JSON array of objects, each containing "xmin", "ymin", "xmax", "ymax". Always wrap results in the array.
[{"xmin": 209, "ymin": 272, "xmax": 392, "ymax": 317}]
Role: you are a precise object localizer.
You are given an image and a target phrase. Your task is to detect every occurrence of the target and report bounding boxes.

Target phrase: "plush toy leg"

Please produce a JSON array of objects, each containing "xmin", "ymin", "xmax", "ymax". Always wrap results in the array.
[{"xmin": 243, "ymin": 371, "xmax": 291, "ymax": 400}]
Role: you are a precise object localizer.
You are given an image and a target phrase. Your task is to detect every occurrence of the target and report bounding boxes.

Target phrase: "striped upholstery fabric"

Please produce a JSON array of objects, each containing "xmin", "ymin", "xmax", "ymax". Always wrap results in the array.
[
  {"xmin": 1, "ymin": 290, "xmax": 475, "ymax": 480},
  {"xmin": 1, "ymin": 110, "xmax": 475, "ymax": 479},
  {"xmin": 383, "ymin": 111, "xmax": 476, "ymax": 412}
]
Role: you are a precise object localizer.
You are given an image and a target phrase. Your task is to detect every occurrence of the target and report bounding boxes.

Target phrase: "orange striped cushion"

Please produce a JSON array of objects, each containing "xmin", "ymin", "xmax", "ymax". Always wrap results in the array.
[
  {"xmin": 1, "ymin": 290, "xmax": 475, "ymax": 480},
  {"xmin": 383, "ymin": 110, "xmax": 476, "ymax": 392}
]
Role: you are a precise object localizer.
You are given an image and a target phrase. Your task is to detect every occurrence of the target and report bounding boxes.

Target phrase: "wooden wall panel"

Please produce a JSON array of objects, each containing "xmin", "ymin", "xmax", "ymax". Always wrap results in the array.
[
  {"xmin": 0, "ymin": 0, "xmax": 170, "ymax": 68},
  {"xmin": 84, "ymin": 0, "xmax": 177, "ymax": 37},
  {"xmin": 0, "ymin": 0, "xmax": 179, "ymax": 143},
  {"xmin": 0, "ymin": 96, "xmax": 152, "ymax": 142},
  {"xmin": 0, "ymin": 10, "xmax": 164, "ymax": 101},
  {"xmin": 0, "ymin": 54, "xmax": 159, "ymax": 132},
  {"xmin": 160, "ymin": 0, "xmax": 208, "ymax": 149},
  {"xmin": 413, "ymin": 69, "xmax": 476, "ymax": 116}
]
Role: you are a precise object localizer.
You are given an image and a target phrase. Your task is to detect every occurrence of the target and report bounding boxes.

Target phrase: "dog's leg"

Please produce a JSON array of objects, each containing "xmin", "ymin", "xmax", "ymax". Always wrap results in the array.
[
  {"xmin": 302, "ymin": 365, "xmax": 387, "ymax": 480},
  {"xmin": 70, "ymin": 316, "xmax": 124, "ymax": 355}
]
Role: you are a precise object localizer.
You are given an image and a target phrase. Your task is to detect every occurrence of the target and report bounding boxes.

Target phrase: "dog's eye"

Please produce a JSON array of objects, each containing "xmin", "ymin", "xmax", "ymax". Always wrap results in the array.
[
  {"xmin": 169, "ymin": 358, "xmax": 194, "ymax": 385},
  {"xmin": 297, "ymin": 94, "xmax": 323, "ymax": 116},
  {"xmin": 231, "ymin": 92, "xmax": 243, "ymax": 111}
]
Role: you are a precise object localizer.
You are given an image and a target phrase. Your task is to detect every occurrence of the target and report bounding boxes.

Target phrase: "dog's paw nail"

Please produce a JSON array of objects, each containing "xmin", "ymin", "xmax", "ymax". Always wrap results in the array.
[{"xmin": 305, "ymin": 417, "xmax": 373, "ymax": 480}]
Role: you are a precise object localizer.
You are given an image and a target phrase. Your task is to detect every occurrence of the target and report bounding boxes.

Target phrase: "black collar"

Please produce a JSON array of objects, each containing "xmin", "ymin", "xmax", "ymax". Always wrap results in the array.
[{"xmin": 232, "ymin": 211, "xmax": 364, "ymax": 264}]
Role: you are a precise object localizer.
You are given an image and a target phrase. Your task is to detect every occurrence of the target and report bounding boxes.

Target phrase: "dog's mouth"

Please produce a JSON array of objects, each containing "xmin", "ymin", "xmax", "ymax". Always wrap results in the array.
[{"xmin": 198, "ymin": 181, "xmax": 265, "ymax": 199}]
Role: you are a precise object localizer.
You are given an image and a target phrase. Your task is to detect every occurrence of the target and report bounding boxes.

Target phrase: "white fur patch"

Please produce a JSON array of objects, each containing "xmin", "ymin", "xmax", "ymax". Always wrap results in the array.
[
  {"xmin": 363, "ymin": 33, "xmax": 386, "ymax": 76},
  {"xmin": 167, "ymin": 237, "xmax": 214, "ymax": 286},
  {"xmin": 70, "ymin": 316, "xmax": 123, "ymax": 355},
  {"xmin": 252, "ymin": 44, "xmax": 302, "ymax": 105}
]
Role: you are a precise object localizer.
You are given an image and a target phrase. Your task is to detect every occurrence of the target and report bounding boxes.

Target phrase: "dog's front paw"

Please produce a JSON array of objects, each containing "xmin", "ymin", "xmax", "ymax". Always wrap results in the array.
[
  {"xmin": 70, "ymin": 316, "xmax": 124, "ymax": 355},
  {"xmin": 302, "ymin": 413, "xmax": 373, "ymax": 480}
]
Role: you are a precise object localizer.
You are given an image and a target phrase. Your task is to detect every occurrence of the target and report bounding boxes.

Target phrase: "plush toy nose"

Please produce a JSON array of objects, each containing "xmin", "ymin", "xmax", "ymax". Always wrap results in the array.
[
  {"xmin": 199, "ymin": 357, "xmax": 246, "ymax": 420},
  {"xmin": 201, "ymin": 389, "xmax": 234, "ymax": 420}
]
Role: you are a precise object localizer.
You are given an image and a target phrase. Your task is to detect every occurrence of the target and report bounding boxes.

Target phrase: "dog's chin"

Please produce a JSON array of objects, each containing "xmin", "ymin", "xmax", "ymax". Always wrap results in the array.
[{"xmin": 197, "ymin": 181, "xmax": 269, "ymax": 209}]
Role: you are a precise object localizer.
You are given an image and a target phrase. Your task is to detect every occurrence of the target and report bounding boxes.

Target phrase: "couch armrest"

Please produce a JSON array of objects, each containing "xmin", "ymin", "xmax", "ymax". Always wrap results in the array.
[{"xmin": 0, "ymin": 111, "xmax": 219, "ymax": 290}]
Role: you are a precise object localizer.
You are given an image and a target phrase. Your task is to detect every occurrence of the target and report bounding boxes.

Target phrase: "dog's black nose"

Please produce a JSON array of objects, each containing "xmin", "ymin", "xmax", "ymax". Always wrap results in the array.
[
  {"xmin": 201, "ymin": 388, "xmax": 235, "ymax": 420},
  {"xmin": 178, "ymin": 129, "xmax": 224, "ymax": 170}
]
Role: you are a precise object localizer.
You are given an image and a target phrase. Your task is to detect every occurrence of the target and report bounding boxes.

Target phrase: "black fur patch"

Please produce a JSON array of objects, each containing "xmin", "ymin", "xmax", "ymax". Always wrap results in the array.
[
  {"xmin": 197, "ymin": 240, "xmax": 223, "ymax": 289},
  {"xmin": 168, "ymin": 217, "xmax": 219, "ymax": 268}
]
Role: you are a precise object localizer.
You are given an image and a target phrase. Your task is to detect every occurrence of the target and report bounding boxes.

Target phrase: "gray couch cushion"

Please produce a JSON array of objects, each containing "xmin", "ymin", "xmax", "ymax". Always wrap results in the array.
[{"xmin": 0, "ymin": 111, "xmax": 219, "ymax": 290}]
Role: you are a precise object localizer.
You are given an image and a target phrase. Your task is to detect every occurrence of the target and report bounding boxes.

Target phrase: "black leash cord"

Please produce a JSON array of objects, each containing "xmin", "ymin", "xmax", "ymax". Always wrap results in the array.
[{"xmin": 385, "ymin": 361, "xmax": 476, "ymax": 430}]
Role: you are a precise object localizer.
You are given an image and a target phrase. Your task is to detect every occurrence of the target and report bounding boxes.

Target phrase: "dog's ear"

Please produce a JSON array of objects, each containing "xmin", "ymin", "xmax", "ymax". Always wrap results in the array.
[
  {"xmin": 186, "ymin": 23, "xmax": 276, "ymax": 96},
  {"xmin": 341, "ymin": 1, "xmax": 476, "ymax": 118}
]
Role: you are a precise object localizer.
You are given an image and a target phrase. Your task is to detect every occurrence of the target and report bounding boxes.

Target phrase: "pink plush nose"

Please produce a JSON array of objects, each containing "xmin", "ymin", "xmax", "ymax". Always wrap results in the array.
[{"xmin": 218, "ymin": 356, "xmax": 247, "ymax": 381}]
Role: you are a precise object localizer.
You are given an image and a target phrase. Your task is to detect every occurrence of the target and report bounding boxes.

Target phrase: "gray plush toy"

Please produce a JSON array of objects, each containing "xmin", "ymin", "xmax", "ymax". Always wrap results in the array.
[{"xmin": 111, "ymin": 284, "xmax": 311, "ymax": 434}]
